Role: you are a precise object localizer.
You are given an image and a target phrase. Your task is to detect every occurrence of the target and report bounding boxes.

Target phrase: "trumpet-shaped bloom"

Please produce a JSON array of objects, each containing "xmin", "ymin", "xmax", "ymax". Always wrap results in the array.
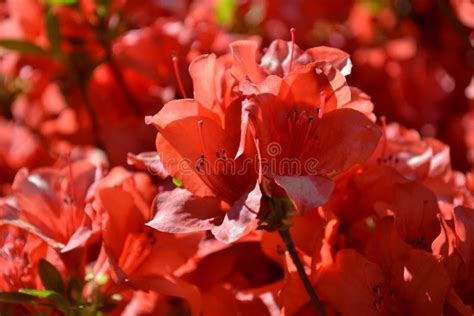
[
  {"xmin": 146, "ymin": 53, "xmax": 262, "ymax": 243},
  {"xmin": 91, "ymin": 167, "xmax": 203, "ymax": 314},
  {"xmin": 232, "ymin": 40, "xmax": 381, "ymax": 212},
  {"xmin": 0, "ymin": 159, "xmax": 101, "ymax": 252}
]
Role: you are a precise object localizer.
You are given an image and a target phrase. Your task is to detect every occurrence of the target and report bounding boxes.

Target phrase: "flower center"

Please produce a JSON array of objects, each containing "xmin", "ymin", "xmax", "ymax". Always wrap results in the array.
[
  {"xmin": 284, "ymin": 92, "xmax": 326, "ymax": 158},
  {"xmin": 195, "ymin": 121, "xmax": 249, "ymax": 201}
]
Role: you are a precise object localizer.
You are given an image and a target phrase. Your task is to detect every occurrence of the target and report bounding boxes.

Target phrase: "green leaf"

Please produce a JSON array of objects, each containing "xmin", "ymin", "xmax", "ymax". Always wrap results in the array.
[
  {"xmin": 45, "ymin": 8, "xmax": 62, "ymax": 59},
  {"xmin": 0, "ymin": 292, "xmax": 38, "ymax": 304},
  {"xmin": 215, "ymin": 0, "xmax": 236, "ymax": 26},
  {"xmin": 46, "ymin": 0, "xmax": 78, "ymax": 5},
  {"xmin": 19, "ymin": 289, "xmax": 57, "ymax": 298},
  {"xmin": 20, "ymin": 289, "xmax": 70, "ymax": 314},
  {"xmin": 172, "ymin": 178, "xmax": 183, "ymax": 188},
  {"xmin": 38, "ymin": 259, "xmax": 64, "ymax": 294},
  {"xmin": 0, "ymin": 39, "xmax": 48, "ymax": 56}
]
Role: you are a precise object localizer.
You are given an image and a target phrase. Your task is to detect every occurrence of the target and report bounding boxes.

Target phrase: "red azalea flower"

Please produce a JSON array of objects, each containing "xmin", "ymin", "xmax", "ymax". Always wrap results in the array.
[
  {"xmin": 0, "ymin": 159, "xmax": 101, "ymax": 252},
  {"xmin": 0, "ymin": 225, "xmax": 66, "ymax": 315},
  {"xmin": 91, "ymin": 167, "xmax": 203, "ymax": 315},
  {"xmin": 0, "ymin": 225, "xmax": 64, "ymax": 292},
  {"xmin": 146, "ymin": 52, "xmax": 262, "ymax": 243},
  {"xmin": 315, "ymin": 249, "xmax": 386, "ymax": 315},
  {"xmin": 232, "ymin": 39, "xmax": 381, "ymax": 212},
  {"xmin": 0, "ymin": 118, "xmax": 51, "ymax": 189},
  {"xmin": 0, "ymin": 0, "xmax": 44, "ymax": 43},
  {"xmin": 326, "ymin": 163, "xmax": 442, "ymax": 251},
  {"xmin": 182, "ymin": 240, "xmax": 283, "ymax": 316},
  {"xmin": 316, "ymin": 218, "xmax": 451, "ymax": 315},
  {"xmin": 365, "ymin": 218, "xmax": 451, "ymax": 315},
  {"xmin": 372, "ymin": 122, "xmax": 451, "ymax": 181},
  {"xmin": 433, "ymin": 205, "xmax": 474, "ymax": 307}
]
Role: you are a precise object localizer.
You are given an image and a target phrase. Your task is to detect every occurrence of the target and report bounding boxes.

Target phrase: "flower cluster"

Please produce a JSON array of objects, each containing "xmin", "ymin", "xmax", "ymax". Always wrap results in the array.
[{"xmin": 0, "ymin": 0, "xmax": 473, "ymax": 315}]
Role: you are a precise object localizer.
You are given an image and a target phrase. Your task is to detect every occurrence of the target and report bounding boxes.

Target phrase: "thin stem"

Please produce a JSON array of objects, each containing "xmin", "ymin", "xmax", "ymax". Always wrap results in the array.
[
  {"xmin": 103, "ymin": 45, "xmax": 142, "ymax": 116},
  {"xmin": 278, "ymin": 228, "xmax": 326, "ymax": 316},
  {"xmin": 76, "ymin": 84, "xmax": 106, "ymax": 151},
  {"xmin": 90, "ymin": 15, "xmax": 142, "ymax": 116}
]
